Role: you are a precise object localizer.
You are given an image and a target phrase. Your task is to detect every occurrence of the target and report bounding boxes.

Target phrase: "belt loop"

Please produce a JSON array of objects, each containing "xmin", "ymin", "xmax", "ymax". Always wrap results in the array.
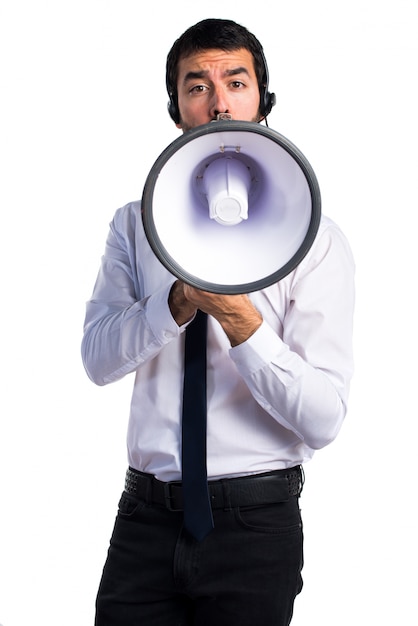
[
  {"xmin": 299, "ymin": 465, "xmax": 305, "ymax": 494},
  {"xmin": 221, "ymin": 479, "xmax": 232, "ymax": 511},
  {"xmin": 144, "ymin": 475, "xmax": 152, "ymax": 504}
]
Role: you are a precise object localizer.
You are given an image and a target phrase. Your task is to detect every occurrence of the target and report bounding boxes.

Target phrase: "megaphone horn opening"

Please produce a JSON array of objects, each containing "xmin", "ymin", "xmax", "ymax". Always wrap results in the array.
[{"xmin": 141, "ymin": 120, "xmax": 321, "ymax": 295}]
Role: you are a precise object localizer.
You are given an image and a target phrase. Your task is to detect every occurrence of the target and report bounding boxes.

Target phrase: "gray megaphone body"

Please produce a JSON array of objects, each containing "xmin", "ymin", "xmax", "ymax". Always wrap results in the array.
[{"xmin": 141, "ymin": 120, "xmax": 321, "ymax": 295}]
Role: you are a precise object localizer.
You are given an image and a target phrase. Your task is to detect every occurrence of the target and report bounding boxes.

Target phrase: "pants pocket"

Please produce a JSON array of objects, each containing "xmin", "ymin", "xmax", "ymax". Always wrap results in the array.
[
  {"xmin": 234, "ymin": 497, "xmax": 302, "ymax": 535},
  {"xmin": 117, "ymin": 491, "xmax": 147, "ymax": 519}
]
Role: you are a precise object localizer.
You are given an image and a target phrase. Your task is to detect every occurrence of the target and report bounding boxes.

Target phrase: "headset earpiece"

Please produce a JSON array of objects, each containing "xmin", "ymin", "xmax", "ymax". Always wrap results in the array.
[
  {"xmin": 259, "ymin": 86, "xmax": 276, "ymax": 119},
  {"xmin": 259, "ymin": 49, "xmax": 276, "ymax": 119},
  {"xmin": 167, "ymin": 93, "xmax": 180, "ymax": 124}
]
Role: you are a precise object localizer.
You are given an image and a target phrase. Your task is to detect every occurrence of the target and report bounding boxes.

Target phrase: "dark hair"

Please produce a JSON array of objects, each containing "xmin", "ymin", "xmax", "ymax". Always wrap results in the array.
[{"xmin": 166, "ymin": 18, "xmax": 273, "ymax": 123}]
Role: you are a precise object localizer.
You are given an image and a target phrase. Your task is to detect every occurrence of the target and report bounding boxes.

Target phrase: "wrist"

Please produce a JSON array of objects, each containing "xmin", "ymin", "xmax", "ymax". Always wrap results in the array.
[{"xmin": 219, "ymin": 310, "xmax": 263, "ymax": 347}]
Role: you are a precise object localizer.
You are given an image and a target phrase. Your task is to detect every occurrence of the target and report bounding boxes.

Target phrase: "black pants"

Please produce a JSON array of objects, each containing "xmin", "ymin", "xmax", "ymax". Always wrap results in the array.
[{"xmin": 95, "ymin": 474, "xmax": 304, "ymax": 626}]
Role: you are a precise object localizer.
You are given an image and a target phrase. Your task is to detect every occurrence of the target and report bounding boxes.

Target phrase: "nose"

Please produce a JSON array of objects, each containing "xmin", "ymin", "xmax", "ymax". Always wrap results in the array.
[{"xmin": 210, "ymin": 85, "xmax": 230, "ymax": 119}]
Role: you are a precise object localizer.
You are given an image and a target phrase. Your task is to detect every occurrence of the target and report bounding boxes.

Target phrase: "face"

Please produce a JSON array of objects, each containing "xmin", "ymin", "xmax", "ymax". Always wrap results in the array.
[{"xmin": 175, "ymin": 48, "xmax": 262, "ymax": 131}]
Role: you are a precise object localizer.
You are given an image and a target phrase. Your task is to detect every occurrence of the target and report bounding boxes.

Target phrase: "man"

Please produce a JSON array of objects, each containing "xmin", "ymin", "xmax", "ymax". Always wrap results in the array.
[{"xmin": 82, "ymin": 18, "xmax": 355, "ymax": 626}]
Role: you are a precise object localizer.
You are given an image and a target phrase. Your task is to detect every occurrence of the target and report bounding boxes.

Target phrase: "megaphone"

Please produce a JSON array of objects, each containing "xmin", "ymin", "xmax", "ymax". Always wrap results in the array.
[{"xmin": 142, "ymin": 120, "xmax": 321, "ymax": 295}]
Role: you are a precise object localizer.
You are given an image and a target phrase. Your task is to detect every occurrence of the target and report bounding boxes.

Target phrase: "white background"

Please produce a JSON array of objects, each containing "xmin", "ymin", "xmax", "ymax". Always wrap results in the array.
[{"xmin": 1, "ymin": 1, "xmax": 417, "ymax": 624}]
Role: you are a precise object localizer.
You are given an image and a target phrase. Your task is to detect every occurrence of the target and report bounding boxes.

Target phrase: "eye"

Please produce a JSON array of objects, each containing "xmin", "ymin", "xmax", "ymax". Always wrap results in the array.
[
  {"xmin": 189, "ymin": 84, "xmax": 207, "ymax": 94},
  {"xmin": 230, "ymin": 80, "xmax": 245, "ymax": 89}
]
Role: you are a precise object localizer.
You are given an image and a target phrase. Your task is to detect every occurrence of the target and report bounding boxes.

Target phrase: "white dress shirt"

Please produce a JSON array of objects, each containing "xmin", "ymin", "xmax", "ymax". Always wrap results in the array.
[{"xmin": 82, "ymin": 201, "xmax": 355, "ymax": 482}]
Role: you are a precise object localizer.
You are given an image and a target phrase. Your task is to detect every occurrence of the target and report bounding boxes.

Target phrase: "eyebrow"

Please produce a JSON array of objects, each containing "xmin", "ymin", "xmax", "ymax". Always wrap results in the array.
[{"xmin": 182, "ymin": 66, "xmax": 251, "ymax": 84}]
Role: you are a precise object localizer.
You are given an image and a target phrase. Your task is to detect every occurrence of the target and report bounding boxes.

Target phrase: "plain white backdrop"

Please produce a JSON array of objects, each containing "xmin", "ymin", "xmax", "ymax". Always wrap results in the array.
[{"xmin": 1, "ymin": 1, "xmax": 417, "ymax": 624}]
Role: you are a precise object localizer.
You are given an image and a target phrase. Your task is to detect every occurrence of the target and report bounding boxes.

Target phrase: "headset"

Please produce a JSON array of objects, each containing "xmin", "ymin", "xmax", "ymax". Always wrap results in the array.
[{"xmin": 167, "ymin": 47, "xmax": 276, "ymax": 124}]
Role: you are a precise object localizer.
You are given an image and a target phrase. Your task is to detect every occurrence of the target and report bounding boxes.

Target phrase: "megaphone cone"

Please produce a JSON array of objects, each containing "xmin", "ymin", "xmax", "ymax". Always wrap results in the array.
[{"xmin": 142, "ymin": 120, "xmax": 321, "ymax": 295}]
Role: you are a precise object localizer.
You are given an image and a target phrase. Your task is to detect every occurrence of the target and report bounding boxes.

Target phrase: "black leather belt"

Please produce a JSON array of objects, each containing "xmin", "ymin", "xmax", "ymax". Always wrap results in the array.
[{"xmin": 124, "ymin": 466, "xmax": 303, "ymax": 512}]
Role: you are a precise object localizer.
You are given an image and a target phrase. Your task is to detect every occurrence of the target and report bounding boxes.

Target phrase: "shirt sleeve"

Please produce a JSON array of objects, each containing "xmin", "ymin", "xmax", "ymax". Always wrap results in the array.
[
  {"xmin": 81, "ymin": 205, "xmax": 182, "ymax": 385},
  {"xmin": 230, "ymin": 222, "xmax": 355, "ymax": 450}
]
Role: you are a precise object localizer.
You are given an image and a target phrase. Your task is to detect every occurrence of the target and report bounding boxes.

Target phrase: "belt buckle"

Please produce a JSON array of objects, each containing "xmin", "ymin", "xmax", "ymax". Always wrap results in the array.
[{"xmin": 163, "ymin": 481, "xmax": 183, "ymax": 512}]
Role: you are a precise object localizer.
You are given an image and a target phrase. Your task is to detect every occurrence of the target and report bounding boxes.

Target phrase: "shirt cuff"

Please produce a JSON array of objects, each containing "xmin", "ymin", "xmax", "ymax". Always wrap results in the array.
[
  {"xmin": 230, "ymin": 320, "xmax": 288, "ymax": 376},
  {"xmin": 144, "ymin": 280, "xmax": 184, "ymax": 343}
]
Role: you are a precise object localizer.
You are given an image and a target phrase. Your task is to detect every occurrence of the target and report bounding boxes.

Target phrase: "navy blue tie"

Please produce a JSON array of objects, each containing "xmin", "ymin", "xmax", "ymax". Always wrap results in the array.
[{"xmin": 181, "ymin": 309, "xmax": 214, "ymax": 541}]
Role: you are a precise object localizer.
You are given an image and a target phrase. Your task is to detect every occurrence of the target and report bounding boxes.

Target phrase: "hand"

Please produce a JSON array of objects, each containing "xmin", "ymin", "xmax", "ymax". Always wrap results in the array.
[
  {"xmin": 183, "ymin": 283, "xmax": 262, "ymax": 347},
  {"xmin": 168, "ymin": 280, "xmax": 197, "ymax": 326}
]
